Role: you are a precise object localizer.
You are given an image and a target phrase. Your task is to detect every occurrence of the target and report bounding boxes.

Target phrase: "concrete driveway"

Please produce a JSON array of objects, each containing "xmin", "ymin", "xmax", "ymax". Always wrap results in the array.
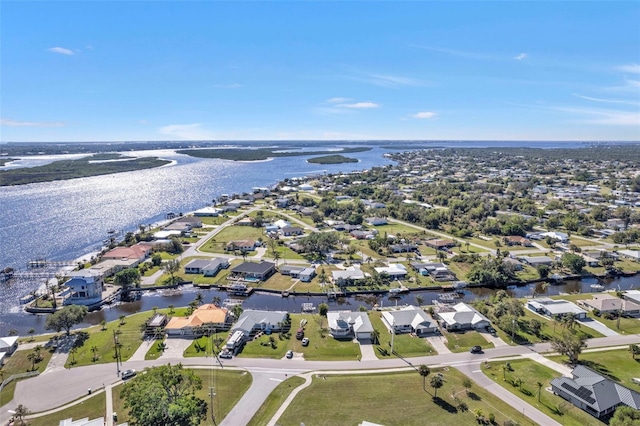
[
  {"xmin": 578, "ymin": 317, "xmax": 619, "ymax": 336},
  {"xmin": 158, "ymin": 337, "xmax": 193, "ymax": 359}
]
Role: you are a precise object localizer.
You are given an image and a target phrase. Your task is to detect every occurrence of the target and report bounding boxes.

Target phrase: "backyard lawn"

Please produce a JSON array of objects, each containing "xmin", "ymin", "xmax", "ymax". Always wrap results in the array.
[
  {"xmin": 110, "ymin": 368, "xmax": 252, "ymax": 425},
  {"xmin": 369, "ymin": 311, "xmax": 436, "ymax": 358},
  {"xmin": 277, "ymin": 369, "xmax": 529, "ymax": 426},
  {"xmin": 484, "ymin": 359, "xmax": 604, "ymax": 426},
  {"xmin": 548, "ymin": 349, "xmax": 640, "ymax": 392}
]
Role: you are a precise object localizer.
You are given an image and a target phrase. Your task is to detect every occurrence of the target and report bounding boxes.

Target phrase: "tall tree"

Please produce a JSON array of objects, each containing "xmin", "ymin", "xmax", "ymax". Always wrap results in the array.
[
  {"xmin": 418, "ymin": 365, "xmax": 430, "ymax": 391},
  {"xmin": 163, "ymin": 259, "xmax": 181, "ymax": 285},
  {"xmin": 551, "ymin": 331, "xmax": 588, "ymax": 366},
  {"xmin": 114, "ymin": 268, "xmax": 141, "ymax": 293},
  {"xmin": 430, "ymin": 375, "xmax": 444, "ymax": 397},
  {"xmin": 45, "ymin": 305, "xmax": 88, "ymax": 335},
  {"xmin": 120, "ymin": 363, "xmax": 207, "ymax": 426}
]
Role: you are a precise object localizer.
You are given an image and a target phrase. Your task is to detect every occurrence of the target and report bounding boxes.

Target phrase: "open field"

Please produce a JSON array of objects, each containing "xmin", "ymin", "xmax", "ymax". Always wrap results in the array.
[
  {"xmin": 484, "ymin": 359, "xmax": 604, "ymax": 426},
  {"xmin": 200, "ymin": 226, "xmax": 266, "ymax": 253},
  {"xmin": 548, "ymin": 349, "xmax": 640, "ymax": 392},
  {"xmin": 277, "ymin": 369, "xmax": 530, "ymax": 426},
  {"xmin": 247, "ymin": 376, "xmax": 306, "ymax": 426}
]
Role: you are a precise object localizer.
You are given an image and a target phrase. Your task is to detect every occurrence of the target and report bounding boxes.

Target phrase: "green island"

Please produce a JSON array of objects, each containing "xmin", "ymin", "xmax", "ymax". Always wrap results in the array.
[
  {"xmin": 307, "ymin": 154, "xmax": 358, "ymax": 164},
  {"xmin": 176, "ymin": 146, "xmax": 371, "ymax": 161},
  {"xmin": 0, "ymin": 153, "xmax": 171, "ymax": 186}
]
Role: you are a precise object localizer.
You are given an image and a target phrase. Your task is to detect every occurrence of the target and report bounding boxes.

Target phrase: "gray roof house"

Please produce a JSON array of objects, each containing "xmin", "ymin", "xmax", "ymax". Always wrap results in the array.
[
  {"xmin": 231, "ymin": 310, "xmax": 289, "ymax": 336},
  {"xmin": 520, "ymin": 256, "xmax": 554, "ymax": 266},
  {"xmin": 327, "ymin": 311, "xmax": 374, "ymax": 341},
  {"xmin": 230, "ymin": 261, "xmax": 276, "ymax": 281},
  {"xmin": 382, "ymin": 306, "xmax": 437, "ymax": 336},
  {"xmin": 527, "ymin": 298, "xmax": 588, "ymax": 319},
  {"xmin": 581, "ymin": 294, "xmax": 640, "ymax": 317},
  {"xmin": 551, "ymin": 365, "xmax": 640, "ymax": 419}
]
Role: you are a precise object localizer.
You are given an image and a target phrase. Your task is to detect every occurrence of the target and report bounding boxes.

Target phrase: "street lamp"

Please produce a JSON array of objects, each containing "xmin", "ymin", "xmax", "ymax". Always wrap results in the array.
[{"xmin": 511, "ymin": 318, "xmax": 516, "ymax": 344}]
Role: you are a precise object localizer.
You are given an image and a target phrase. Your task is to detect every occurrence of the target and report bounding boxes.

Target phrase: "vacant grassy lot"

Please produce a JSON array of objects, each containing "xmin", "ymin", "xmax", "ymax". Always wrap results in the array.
[
  {"xmin": 247, "ymin": 376, "xmax": 306, "ymax": 426},
  {"xmin": 366, "ymin": 223, "xmax": 422, "ymax": 236},
  {"xmin": 484, "ymin": 359, "xmax": 604, "ymax": 426},
  {"xmin": 28, "ymin": 391, "xmax": 106, "ymax": 425},
  {"xmin": 548, "ymin": 349, "xmax": 640, "ymax": 391},
  {"xmin": 277, "ymin": 369, "xmax": 529, "ymax": 426},
  {"xmin": 369, "ymin": 311, "xmax": 436, "ymax": 358},
  {"xmin": 200, "ymin": 226, "xmax": 266, "ymax": 253},
  {"xmin": 111, "ymin": 368, "xmax": 252, "ymax": 425},
  {"xmin": 444, "ymin": 330, "xmax": 493, "ymax": 353}
]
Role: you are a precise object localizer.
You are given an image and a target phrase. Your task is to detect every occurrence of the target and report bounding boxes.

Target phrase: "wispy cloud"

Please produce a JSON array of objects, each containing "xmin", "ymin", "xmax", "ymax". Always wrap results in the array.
[
  {"xmin": 617, "ymin": 64, "xmax": 640, "ymax": 74},
  {"xmin": 573, "ymin": 93, "xmax": 639, "ymax": 106},
  {"xmin": 514, "ymin": 53, "xmax": 528, "ymax": 61},
  {"xmin": 158, "ymin": 123, "xmax": 215, "ymax": 140},
  {"xmin": 411, "ymin": 44, "xmax": 495, "ymax": 60},
  {"xmin": 411, "ymin": 111, "xmax": 437, "ymax": 119},
  {"xmin": 48, "ymin": 47, "xmax": 74, "ymax": 56},
  {"xmin": 554, "ymin": 107, "xmax": 640, "ymax": 126},
  {"xmin": 214, "ymin": 83, "xmax": 243, "ymax": 89},
  {"xmin": 1, "ymin": 118, "xmax": 65, "ymax": 127},
  {"xmin": 326, "ymin": 97, "xmax": 352, "ymax": 104},
  {"xmin": 346, "ymin": 68, "xmax": 427, "ymax": 88},
  {"xmin": 335, "ymin": 102, "xmax": 380, "ymax": 109}
]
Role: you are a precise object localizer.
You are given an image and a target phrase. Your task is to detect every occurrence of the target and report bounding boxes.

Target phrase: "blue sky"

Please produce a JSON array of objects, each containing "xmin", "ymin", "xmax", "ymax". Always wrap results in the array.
[{"xmin": 1, "ymin": 1, "xmax": 639, "ymax": 142}]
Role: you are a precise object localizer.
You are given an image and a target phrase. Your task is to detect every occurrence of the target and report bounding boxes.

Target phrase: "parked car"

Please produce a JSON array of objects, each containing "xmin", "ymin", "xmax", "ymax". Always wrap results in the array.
[
  {"xmin": 470, "ymin": 346, "xmax": 482, "ymax": 354},
  {"xmin": 219, "ymin": 350, "xmax": 233, "ymax": 359},
  {"xmin": 301, "ymin": 337, "xmax": 309, "ymax": 346},
  {"xmin": 295, "ymin": 328, "xmax": 305, "ymax": 340},
  {"xmin": 286, "ymin": 350, "xmax": 294, "ymax": 359},
  {"xmin": 121, "ymin": 369, "xmax": 136, "ymax": 380}
]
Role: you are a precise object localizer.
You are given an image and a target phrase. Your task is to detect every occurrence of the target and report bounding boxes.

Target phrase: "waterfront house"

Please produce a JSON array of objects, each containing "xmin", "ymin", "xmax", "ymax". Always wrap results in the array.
[
  {"xmin": 230, "ymin": 261, "xmax": 276, "ymax": 281},
  {"xmin": 382, "ymin": 306, "xmax": 437, "ymax": 336},
  {"xmin": 618, "ymin": 250, "xmax": 640, "ymax": 261},
  {"xmin": 102, "ymin": 243, "xmax": 151, "ymax": 266},
  {"xmin": 374, "ymin": 263, "xmax": 407, "ymax": 280},
  {"xmin": 0, "ymin": 336, "xmax": 19, "ymax": 356},
  {"xmin": 520, "ymin": 256, "xmax": 554, "ymax": 267},
  {"xmin": 332, "ymin": 267, "xmax": 366, "ymax": 286},
  {"xmin": 165, "ymin": 304, "xmax": 229, "ymax": 337},
  {"xmin": 174, "ymin": 216, "xmax": 203, "ymax": 228},
  {"xmin": 436, "ymin": 303, "xmax": 490, "ymax": 331},
  {"xmin": 231, "ymin": 309, "xmax": 289, "ymax": 336},
  {"xmin": 64, "ymin": 269, "xmax": 104, "ymax": 305},
  {"xmin": 527, "ymin": 298, "xmax": 588, "ymax": 319},
  {"xmin": 623, "ymin": 290, "xmax": 640, "ymax": 305},
  {"xmin": 193, "ymin": 206, "xmax": 222, "ymax": 217},
  {"xmin": 279, "ymin": 265, "xmax": 316, "ymax": 282},
  {"xmin": 327, "ymin": 311, "xmax": 374, "ymax": 340},
  {"xmin": 581, "ymin": 294, "xmax": 640, "ymax": 317},
  {"xmin": 184, "ymin": 259, "xmax": 212, "ymax": 274},
  {"xmin": 550, "ymin": 365, "xmax": 640, "ymax": 419},
  {"xmin": 184, "ymin": 258, "xmax": 229, "ymax": 276}
]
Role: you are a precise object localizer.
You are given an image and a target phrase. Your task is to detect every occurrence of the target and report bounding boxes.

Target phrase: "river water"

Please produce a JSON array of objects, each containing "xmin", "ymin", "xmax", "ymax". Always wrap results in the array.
[{"xmin": 1, "ymin": 141, "xmax": 638, "ymax": 334}]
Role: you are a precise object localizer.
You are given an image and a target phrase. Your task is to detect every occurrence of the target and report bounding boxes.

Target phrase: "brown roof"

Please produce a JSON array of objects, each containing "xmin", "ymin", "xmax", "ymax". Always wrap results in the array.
[
  {"xmin": 165, "ymin": 304, "xmax": 228, "ymax": 330},
  {"xmin": 102, "ymin": 243, "xmax": 150, "ymax": 260}
]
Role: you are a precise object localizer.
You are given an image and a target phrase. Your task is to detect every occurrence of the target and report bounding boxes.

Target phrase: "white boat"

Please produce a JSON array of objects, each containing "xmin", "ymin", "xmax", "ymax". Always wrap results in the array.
[
  {"xmin": 452, "ymin": 281, "xmax": 468, "ymax": 290},
  {"xmin": 590, "ymin": 284, "xmax": 605, "ymax": 291}
]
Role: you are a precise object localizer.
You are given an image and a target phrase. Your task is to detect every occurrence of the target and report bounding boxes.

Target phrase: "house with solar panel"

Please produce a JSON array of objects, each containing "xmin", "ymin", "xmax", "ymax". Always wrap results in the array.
[{"xmin": 550, "ymin": 365, "xmax": 640, "ymax": 419}]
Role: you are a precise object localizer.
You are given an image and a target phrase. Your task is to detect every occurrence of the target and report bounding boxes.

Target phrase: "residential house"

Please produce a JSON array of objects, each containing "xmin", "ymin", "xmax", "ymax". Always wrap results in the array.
[
  {"xmin": 102, "ymin": 243, "xmax": 151, "ymax": 267},
  {"xmin": 502, "ymin": 257, "xmax": 524, "ymax": 271},
  {"xmin": 279, "ymin": 265, "xmax": 316, "ymax": 282},
  {"xmin": 202, "ymin": 258, "xmax": 230, "ymax": 277},
  {"xmin": 540, "ymin": 231, "xmax": 569, "ymax": 243},
  {"xmin": 382, "ymin": 306, "xmax": 437, "ymax": 336},
  {"xmin": 144, "ymin": 313, "xmax": 168, "ymax": 336},
  {"xmin": 281, "ymin": 226, "xmax": 304, "ymax": 237},
  {"xmin": 350, "ymin": 230, "xmax": 376, "ymax": 240},
  {"xmin": 390, "ymin": 244, "xmax": 419, "ymax": 253},
  {"xmin": 374, "ymin": 263, "xmax": 407, "ymax": 280},
  {"xmin": 225, "ymin": 240, "xmax": 257, "ymax": 252},
  {"xmin": 193, "ymin": 206, "xmax": 222, "ymax": 217},
  {"xmin": 273, "ymin": 219, "xmax": 291, "ymax": 229},
  {"xmin": 165, "ymin": 304, "xmax": 229, "ymax": 337},
  {"xmin": 184, "ymin": 259, "xmax": 212, "ymax": 274},
  {"xmin": 332, "ymin": 267, "xmax": 366, "ymax": 286},
  {"xmin": 622, "ymin": 290, "xmax": 640, "ymax": 305},
  {"xmin": 229, "ymin": 261, "xmax": 276, "ymax": 281},
  {"xmin": 0, "ymin": 336, "xmax": 19, "ymax": 356},
  {"xmin": 63, "ymin": 270, "xmax": 104, "ymax": 305},
  {"xmin": 527, "ymin": 298, "xmax": 588, "ymax": 319},
  {"xmin": 327, "ymin": 311, "xmax": 374, "ymax": 340},
  {"xmin": 299, "ymin": 267, "xmax": 316, "ymax": 282},
  {"xmin": 505, "ymin": 236, "xmax": 533, "ymax": 247},
  {"xmin": 424, "ymin": 239, "xmax": 456, "ymax": 250},
  {"xmin": 550, "ymin": 365, "xmax": 640, "ymax": 419},
  {"xmin": 581, "ymin": 294, "xmax": 640, "ymax": 317},
  {"xmin": 618, "ymin": 250, "xmax": 640, "ymax": 262},
  {"xmin": 365, "ymin": 217, "xmax": 387, "ymax": 226},
  {"xmin": 173, "ymin": 216, "xmax": 203, "ymax": 228},
  {"xmin": 231, "ymin": 310, "xmax": 289, "ymax": 336},
  {"xmin": 437, "ymin": 303, "xmax": 490, "ymax": 331},
  {"xmin": 520, "ymin": 256, "xmax": 554, "ymax": 267},
  {"xmin": 275, "ymin": 198, "xmax": 290, "ymax": 208}
]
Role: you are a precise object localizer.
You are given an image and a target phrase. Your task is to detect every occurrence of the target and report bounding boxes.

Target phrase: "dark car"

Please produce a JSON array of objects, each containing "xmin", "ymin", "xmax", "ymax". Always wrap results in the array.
[
  {"xmin": 470, "ymin": 346, "xmax": 482, "ymax": 354},
  {"xmin": 295, "ymin": 328, "xmax": 305, "ymax": 340}
]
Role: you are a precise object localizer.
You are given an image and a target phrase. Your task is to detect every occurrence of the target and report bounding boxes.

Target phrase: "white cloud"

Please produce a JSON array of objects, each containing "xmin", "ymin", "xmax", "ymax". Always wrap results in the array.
[
  {"xmin": 336, "ymin": 102, "xmax": 380, "ymax": 109},
  {"xmin": 47, "ymin": 47, "xmax": 74, "ymax": 56},
  {"xmin": 514, "ymin": 53, "xmax": 528, "ymax": 61},
  {"xmin": 573, "ymin": 93, "xmax": 639, "ymax": 106},
  {"xmin": 1, "ymin": 118, "xmax": 64, "ymax": 127},
  {"xmin": 412, "ymin": 111, "xmax": 437, "ymax": 119},
  {"xmin": 617, "ymin": 64, "xmax": 640, "ymax": 74},
  {"xmin": 214, "ymin": 83, "xmax": 243, "ymax": 89},
  {"xmin": 411, "ymin": 44, "xmax": 495, "ymax": 60},
  {"xmin": 158, "ymin": 123, "xmax": 215, "ymax": 140},
  {"xmin": 554, "ymin": 106, "xmax": 640, "ymax": 126},
  {"xmin": 326, "ymin": 97, "xmax": 352, "ymax": 104}
]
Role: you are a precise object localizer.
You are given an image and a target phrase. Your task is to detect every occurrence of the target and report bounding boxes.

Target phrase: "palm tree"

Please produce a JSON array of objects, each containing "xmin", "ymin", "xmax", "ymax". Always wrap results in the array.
[
  {"xmin": 27, "ymin": 352, "xmax": 37, "ymax": 371},
  {"xmin": 537, "ymin": 381, "xmax": 544, "ymax": 402},
  {"xmin": 33, "ymin": 345, "xmax": 43, "ymax": 362},
  {"xmin": 371, "ymin": 329, "xmax": 381, "ymax": 345},
  {"xmin": 212, "ymin": 296, "xmax": 221, "ymax": 307},
  {"xmin": 119, "ymin": 315, "xmax": 126, "ymax": 326},
  {"xmin": 430, "ymin": 375, "xmax": 444, "ymax": 397},
  {"xmin": 168, "ymin": 304, "xmax": 175, "ymax": 315},
  {"xmin": 13, "ymin": 404, "xmax": 29, "ymax": 425},
  {"xmin": 195, "ymin": 292, "xmax": 204, "ymax": 305},
  {"xmin": 100, "ymin": 320, "xmax": 107, "ymax": 331},
  {"xmin": 91, "ymin": 345, "xmax": 99, "ymax": 362},
  {"xmin": 418, "ymin": 365, "xmax": 430, "ymax": 391}
]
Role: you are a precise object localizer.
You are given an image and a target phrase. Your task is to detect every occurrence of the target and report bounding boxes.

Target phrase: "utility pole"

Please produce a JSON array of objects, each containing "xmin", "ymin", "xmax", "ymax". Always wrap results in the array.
[
  {"xmin": 390, "ymin": 318, "xmax": 395, "ymax": 354},
  {"xmin": 113, "ymin": 330, "xmax": 121, "ymax": 375},
  {"xmin": 209, "ymin": 386, "xmax": 216, "ymax": 425}
]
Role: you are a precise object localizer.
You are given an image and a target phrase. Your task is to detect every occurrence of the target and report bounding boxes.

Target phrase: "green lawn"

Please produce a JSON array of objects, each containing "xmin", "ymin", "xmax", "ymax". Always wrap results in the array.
[
  {"xmin": 548, "ymin": 349, "xmax": 640, "ymax": 392},
  {"xmin": 277, "ymin": 369, "xmax": 529, "ymax": 426},
  {"xmin": 199, "ymin": 216, "xmax": 229, "ymax": 226},
  {"xmin": 28, "ymin": 391, "xmax": 106, "ymax": 425},
  {"xmin": 366, "ymin": 223, "xmax": 421, "ymax": 236},
  {"xmin": 144, "ymin": 338, "xmax": 167, "ymax": 360},
  {"xmin": 111, "ymin": 368, "xmax": 252, "ymax": 425},
  {"xmin": 247, "ymin": 376, "xmax": 306, "ymax": 426},
  {"xmin": 484, "ymin": 359, "xmax": 604, "ymax": 426},
  {"xmin": 369, "ymin": 311, "xmax": 436, "ymax": 358},
  {"xmin": 444, "ymin": 330, "xmax": 493, "ymax": 353},
  {"xmin": 200, "ymin": 226, "xmax": 266, "ymax": 253}
]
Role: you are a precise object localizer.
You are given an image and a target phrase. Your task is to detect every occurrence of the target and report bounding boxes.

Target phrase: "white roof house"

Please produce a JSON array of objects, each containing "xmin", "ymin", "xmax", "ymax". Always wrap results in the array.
[
  {"xmin": 327, "ymin": 311, "xmax": 373, "ymax": 340},
  {"xmin": 623, "ymin": 290, "xmax": 640, "ymax": 305},
  {"xmin": 332, "ymin": 267, "xmax": 366, "ymax": 283},
  {"xmin": 382, "ymin": 306, "xmax": 437, "ymax": 336},
  {"xmin": 540, "ymin": 231, "xmax": 569, "ymax": 243},
  {"xmin": 527, "ymin": 298, "xmax": 588, "ymax": 318},
  {"xmin": 437, "ymin": 303, "xmax": 490, "ymax": 331},
  {"xmin": 374, "ymin": 263, "xmax": 407, "ymax": 279},
  {"xmin": 0, "ymin": 336, "xmax": 19, "ymax": 354}
]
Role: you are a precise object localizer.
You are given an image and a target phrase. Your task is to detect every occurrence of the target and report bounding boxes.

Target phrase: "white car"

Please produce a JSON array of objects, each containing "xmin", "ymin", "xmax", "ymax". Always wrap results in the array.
[
  {"xmin": 121, "ymin": 369, "xmax": 136, "ymax": 380},
  {"xmin": 286, "ymin": 350, "xmax": 294, "ymax": 359},
  {"xmin": 301, "ymin": 338, "xmax": 309, "ymax": 346}
]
